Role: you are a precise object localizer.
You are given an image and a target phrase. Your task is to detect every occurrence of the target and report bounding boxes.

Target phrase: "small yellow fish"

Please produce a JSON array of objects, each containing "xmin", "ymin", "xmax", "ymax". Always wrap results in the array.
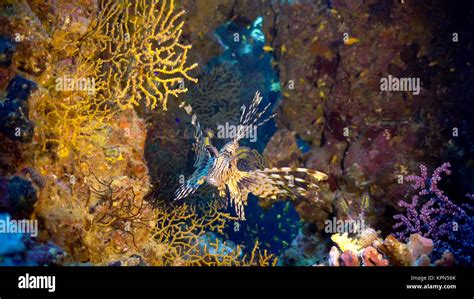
[
  {"xmin": 336, "ymin": 197, "xmax": 350, "ymax": 214},
  {"xmin": 344, "ymin": 37, "xmax": 360, "ymax": 45},
  {"xmin": 263, "ymin": 45, "xmax": 274, "ymax": 52},
  {"xmin": 282, "ymin": 240, "xmax": 289, "ymax": 247},
  {"xmin": 281, "ymin": 44, "xmax": 287, "ymax": 54},
  {"xmin": 361, "ymin": 192, "xmax": 370, "ymax": 209}
]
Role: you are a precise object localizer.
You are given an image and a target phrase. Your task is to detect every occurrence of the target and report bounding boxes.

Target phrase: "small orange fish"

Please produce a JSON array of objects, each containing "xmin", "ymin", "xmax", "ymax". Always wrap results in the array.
[{"xmin": 344, "ymin": 37, "xmax": 360, "ymax": 45}]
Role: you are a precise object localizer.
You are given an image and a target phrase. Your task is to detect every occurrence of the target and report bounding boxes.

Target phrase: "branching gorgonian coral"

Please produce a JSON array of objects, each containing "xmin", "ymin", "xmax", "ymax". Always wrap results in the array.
[
  {"xmin": 185, "ymin": 64, "xmax": 242, "ymax": 129},
  {"xmin": 151, "ymin": 203, "xmax": 277, "ymax": 266},
  {"xmin": 33, "ymin": 0, "xmax": 198, "ymax": 158},
  {"xmin": 393, "ymin": 163, "xmax": 474, "ymax": 264},
  {"xmin": 79, "ymin": 0, "xmax": 198, "ymax": 111}
]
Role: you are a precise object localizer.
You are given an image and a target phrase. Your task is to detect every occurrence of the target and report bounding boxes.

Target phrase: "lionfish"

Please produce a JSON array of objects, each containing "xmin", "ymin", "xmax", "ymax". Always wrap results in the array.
[{"xmin": 174, "ymin": 91, "xmax": 328, "ymax": 220}]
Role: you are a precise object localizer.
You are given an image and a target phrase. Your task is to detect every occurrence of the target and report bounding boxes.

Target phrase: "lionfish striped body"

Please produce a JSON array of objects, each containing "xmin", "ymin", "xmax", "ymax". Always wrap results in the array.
[{"xmin": 174, "ymin": 91, "xmax": 328, "ymax": 220}]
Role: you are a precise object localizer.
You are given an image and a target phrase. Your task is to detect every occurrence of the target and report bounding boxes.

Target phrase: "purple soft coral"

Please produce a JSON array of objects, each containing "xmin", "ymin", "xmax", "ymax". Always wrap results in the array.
[{"xmin": 393, "ymin": 163, "xmax": 473, "ymax": 264}]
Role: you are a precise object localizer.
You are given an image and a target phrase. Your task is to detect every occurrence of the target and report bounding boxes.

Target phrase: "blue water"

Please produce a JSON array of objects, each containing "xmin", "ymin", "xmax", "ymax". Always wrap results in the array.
[{"xmin": 208, "ymin": 16, "xmax": 301, "ymax": 254}]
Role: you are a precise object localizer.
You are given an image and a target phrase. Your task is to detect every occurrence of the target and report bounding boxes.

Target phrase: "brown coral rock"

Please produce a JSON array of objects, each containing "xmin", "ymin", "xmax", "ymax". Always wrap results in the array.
[{"xmin": 381, "ymin": 234, "xmax": 413, "ymax": 266}]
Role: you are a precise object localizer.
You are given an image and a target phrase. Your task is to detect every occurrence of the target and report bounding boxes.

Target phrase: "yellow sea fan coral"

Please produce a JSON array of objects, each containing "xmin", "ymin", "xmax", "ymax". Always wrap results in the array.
[
  {"xmin": 150, "ymin": 203, "xmax": 277, "ymax": 266},
  {"xmin": 32, "ymin": 87, "xmax": 114, "ymax": 159},
  {"xmin": 79, "ymin": 0, "xmax": 198, "ymax": 111},
  {"xmin": 32, "ymin": 0, "xmax": 199, "ymax": 158}
]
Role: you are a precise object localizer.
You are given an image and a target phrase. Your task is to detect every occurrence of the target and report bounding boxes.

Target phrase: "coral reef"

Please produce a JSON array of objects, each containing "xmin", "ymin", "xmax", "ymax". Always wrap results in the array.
[
  {"xmin": 31, "ymin": 87, "xmax": 113, "ymax": 159},
  {"xmin": 331, "ymin": 232, "xmax": 362, "ymax": 254},
  {"xmin": 185, "ymin": 63, "xmax": 242, "ymax": 130},
  {"xmin": 393, "ymin": 163, "xmax": 473, "ymax": 264},
  {"xmin": 339, "ymin": 250, "xmax": 359, "ymax": 266},
  {"xmin": 279, "ymin": 225, "xmax": 329, "ymax": 266},
  {"xmin": 21, "ymin": 0, "xmax": 199, "ymax": 160},
  {"xmin": 79, "ymin": 0, "xmax": 198, "ymax": 111},
  {"xmin": 327, "ymin": 229, "xmax": 437, "ymax": 267},
  {"xmin": 150, "ymin": 203, "xmax": 277, "ymax": 266},
  {"xmin": 0, "ymin": 175, "xmax": 37, "ymax": 217},
  {"xmin": 33, "ymin": 108, "xmax": 153, "ymax": 263},
  {"xmin": 0, "ymin": 75, "xmax": 36, "ymax": 142},
  {"xmin": 0, "ymin": 0, "xmax": 473, "ymax": 269},
  {"xmin": 362, "ymin": 246, "xmax": 389, "ymax": 266}
]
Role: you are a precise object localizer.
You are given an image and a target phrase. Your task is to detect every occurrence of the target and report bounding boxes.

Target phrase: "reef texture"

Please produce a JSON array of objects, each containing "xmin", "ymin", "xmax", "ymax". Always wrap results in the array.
[
  {"xmin": 0, "ymin": 0, "xmax": 276, "ymax": 266},
  {"xmin": 0, "ymin": 0, "xmax": 472, "ymax": 266},
  {"xmin": 325, "ymin": 228, "xmax": 443, "ymax": 266}
]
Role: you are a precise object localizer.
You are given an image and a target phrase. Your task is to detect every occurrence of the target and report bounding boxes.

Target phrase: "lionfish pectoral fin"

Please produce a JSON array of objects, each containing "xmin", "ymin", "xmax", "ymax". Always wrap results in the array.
[
  {"xmin": 245, "ymin": 167, "xmax": 328, "ymax": 201},
  {"xmin": 307, "ymin": 169, "xmax": 328, "ymax": 181}
]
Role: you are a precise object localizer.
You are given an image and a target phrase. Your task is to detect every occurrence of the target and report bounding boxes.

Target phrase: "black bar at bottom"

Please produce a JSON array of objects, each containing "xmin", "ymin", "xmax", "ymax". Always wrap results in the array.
[{"xmin": 0, "ymin": 266, "xmax": 472, "ymax": 298}]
